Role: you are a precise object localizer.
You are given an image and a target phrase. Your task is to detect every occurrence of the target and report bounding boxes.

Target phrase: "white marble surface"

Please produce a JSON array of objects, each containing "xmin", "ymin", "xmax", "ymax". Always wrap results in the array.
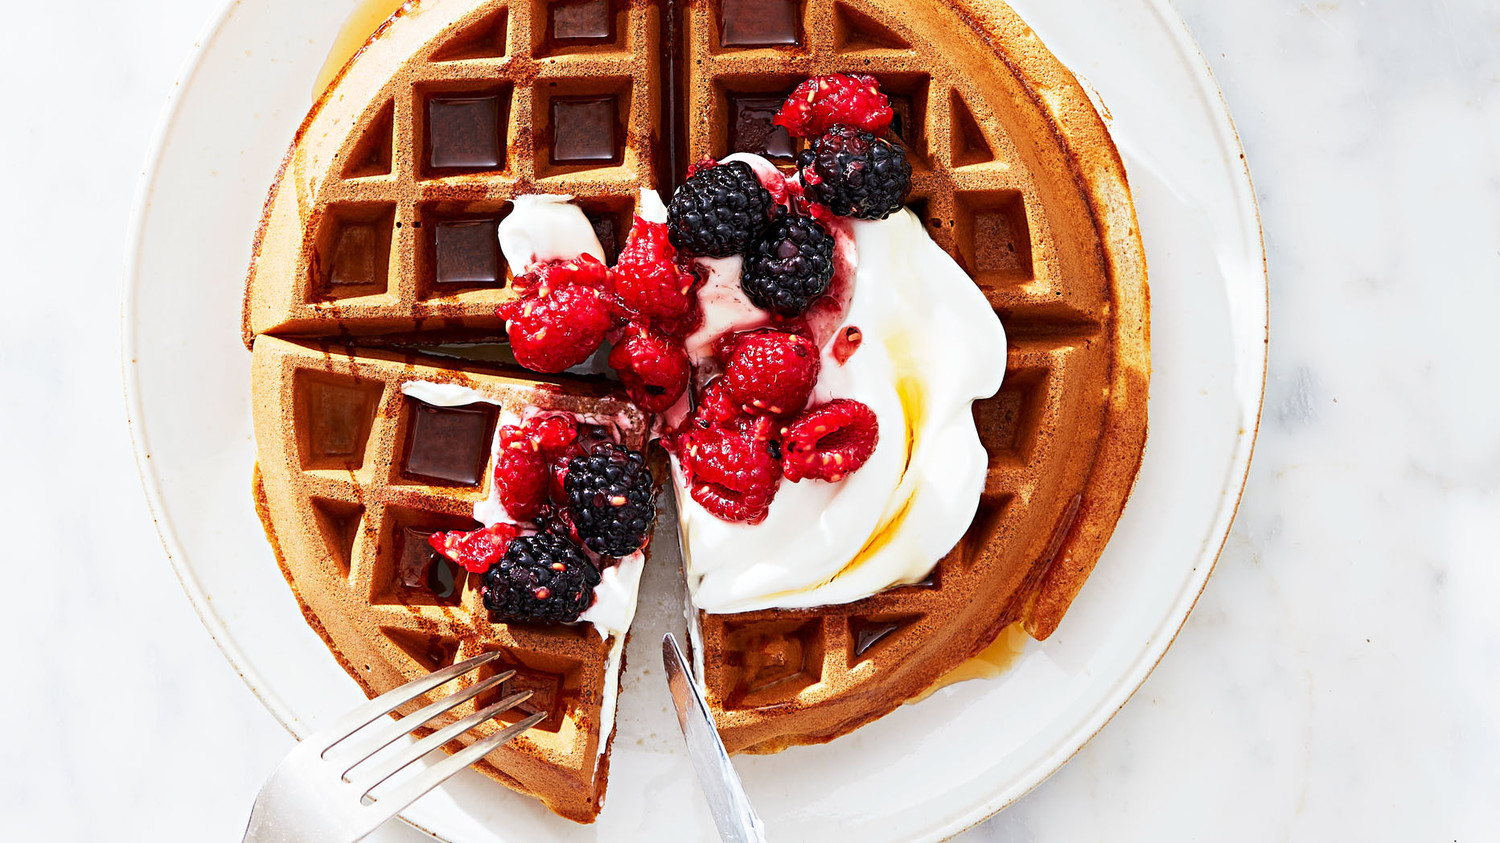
[{"xmin": 2, "ymin": 0, "xmax": 1497, "ymax": 840}]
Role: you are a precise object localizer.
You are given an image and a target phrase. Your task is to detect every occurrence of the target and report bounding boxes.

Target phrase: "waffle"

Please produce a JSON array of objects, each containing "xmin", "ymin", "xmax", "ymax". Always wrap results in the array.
[
  {"xmin": 252, "ymin": 335, "xmax": 649, "ymax": 821},
  {"xmin": 677, "ymin": 0, "xmax": 1147, "ymax": 752},
  {"xmin": 242, "ymin": 0, "xmax": 1147, "ymax": 820},
  {"xmin": 243, "ymin": 0, "xmax": 662, "ymax": 342}
]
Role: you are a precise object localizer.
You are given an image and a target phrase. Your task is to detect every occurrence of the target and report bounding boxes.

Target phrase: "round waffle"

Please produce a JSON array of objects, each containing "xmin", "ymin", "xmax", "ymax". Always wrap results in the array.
[{"xmin": 243, "ymin": 0, "xmax": 1147, "ymax": 820}]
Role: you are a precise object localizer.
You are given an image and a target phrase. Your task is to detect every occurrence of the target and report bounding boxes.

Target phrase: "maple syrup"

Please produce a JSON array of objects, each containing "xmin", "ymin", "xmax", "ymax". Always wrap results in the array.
[
  {"xmin": 301, "ymin": 374, "xmax": 382, "ymax": 469},
  {"xmin": 719, "ymin": 0, "xmax": 802, "ymax": 47},
  {"xmin": 548, "ymin": 95, "xmax": 622, "ymax": 165},
  {"xmin": 546, "ymin": 0, "xmax": 615, "ymax": 45},
  {"xmin": 328, "ymin": 224, "xmax": 380, "ymax": 286},
  {"xmin": 396, "ymin": 525, "xmax": 464, "ymax": 606},
  {"xmin": 851, "ymin": 616, "xmax": 918, "ymax": 657},
  {"xmin": 426, "ymin": 93, "xmax": 506, "ymax": 173},
  {"xmin": 728, "ymin": 93, "xmax": 796, "ymax": 161},
  {"xmin": 906, "ymin": 623, "xmax": 1028, "ymax": 703},
  {"xmin": 399, "ymin": 398, "xmax": 499, "ymax": 486},
  {"xmin": 313, "ymin": 0, "xmax": 410, "ymax": 100},
  {"xmin": 433, "ymin": 218, "xmax": 503, "ymax": 287}
]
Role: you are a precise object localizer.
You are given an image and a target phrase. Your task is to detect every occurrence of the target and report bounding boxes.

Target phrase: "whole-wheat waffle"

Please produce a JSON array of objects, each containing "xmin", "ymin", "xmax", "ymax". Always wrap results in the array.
[
  {"xmin": 252, "ymin": 335, "xmax": 648, "ymax": 821},
  {"xmin": 243, "ymin": 0, "xmax": 1148, "ymax": 820}
]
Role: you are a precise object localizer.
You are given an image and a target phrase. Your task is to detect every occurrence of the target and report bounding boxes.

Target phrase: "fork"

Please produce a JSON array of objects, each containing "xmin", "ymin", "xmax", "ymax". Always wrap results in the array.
[{"xmin": 242, "ymin": 651, "xmax": 545, "ymax": 843}]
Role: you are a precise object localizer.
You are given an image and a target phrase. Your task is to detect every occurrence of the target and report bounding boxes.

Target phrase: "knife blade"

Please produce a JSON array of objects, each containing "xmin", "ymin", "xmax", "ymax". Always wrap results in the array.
[{"xmin": 662, "ymin": 633, "xmax": 768, "ymax": 843}]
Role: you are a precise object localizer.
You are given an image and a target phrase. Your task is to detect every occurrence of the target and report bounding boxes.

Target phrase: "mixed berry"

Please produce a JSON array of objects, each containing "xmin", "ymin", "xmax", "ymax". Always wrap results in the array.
[
  {"xmin": 773, "ymin": 74, "xmax": 894, "ymax": 138},
  {"xmin": 565, "ymin": 443, "xmax": 657, "ymax": 557},
  {"xmin": 443, "ymin": 74, "xmax": 905, "ymax": 622},
  {"xmin": 480, "ymin": 531, "xmax": 601, "ymax": 623},
  {"xmin": 797, "ymin": 125, "xmax": 912, "ymax": 221},
  {"xmin": 719, "ymin": 330, "xmax": 820, "ymax": 417},
  {"xmin": 428, "ymin": 414, "xmax": 654, "ymax": 624},
  {"xmin": 666, "ymin": 160, "xmax": 775, "ymax": 257},
  {"xmin": 741, "ymin": 209, "xmax": 836, "ymax": 316}
]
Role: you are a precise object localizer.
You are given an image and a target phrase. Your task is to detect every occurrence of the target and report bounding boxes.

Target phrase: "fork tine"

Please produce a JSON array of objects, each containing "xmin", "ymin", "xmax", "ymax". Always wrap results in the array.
[
  {"xmin": 335, "ymin": 670, "xmax": 516, "ymax": 775},
  {"xmin": 306, "ymin": 652, "xmax": 505, "ymax": 753},
  {"xmin": 365, "ymin": 711, "xmax": 548, "ymax": 821},
  {"xmin": 350, "ymin": 690, "xmax": 534, "ymax": 795}
]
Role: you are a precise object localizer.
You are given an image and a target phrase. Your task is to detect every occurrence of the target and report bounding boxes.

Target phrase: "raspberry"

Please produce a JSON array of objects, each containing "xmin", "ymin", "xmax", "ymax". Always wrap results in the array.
[
  {"xmin": 781, "ymin": 399, "xmax": 879, "ymax": 482},
  {"xmin": 523, "ymin": 415, "xmax": 578, "ymax": 454},
  {"xmin": 741, "ymin": 210, "xmax": 836, "ymax": 316},
  {"xmin": 798, "ymin": 125, "xmax": 912, "ymax": 220},
  {"xmin": 511, "ymin": 254, "xmax": 609, "ymax": 298},
  {"xmin": 493, "ymin": 425, "xmax": 551, "ymax": 521},
  {"xmin": 564, "ymin": 442, "xmax": 657, "ymax": 557},
  {"xmin": 774, "ymin": 74, "xmax": 894, "ymax": 138},
  {"xmin": 666, "ymin": 160, "xmax": 774, "ymax": 257},
  {"xmin": 693, "ymin": 377, "xmax": 743, "ymax": 427},
  {"xmin": 499, "ymin": 284, "xmax": 614, "ymax": 373},
  {"xmin": 608, "ymin": 324, "xmax": 690, "ymax": 413},
  {"xmin": 610, "ymin": 217, "xmax": 697, "ymax": 325},
  {"xmin": 428, "ymin": 523, "xmax": 521, "ymax": 574},
  {"xmin": 481, "ymin": 532, "xmax": 601, "ymax": 623},
  {"xmin": 721, "ymin": 331, "xmax": 821, "ymax": 417},
  {"xmin": 677, "ymin": 416, "xmax": 783, "ymax": 523}
]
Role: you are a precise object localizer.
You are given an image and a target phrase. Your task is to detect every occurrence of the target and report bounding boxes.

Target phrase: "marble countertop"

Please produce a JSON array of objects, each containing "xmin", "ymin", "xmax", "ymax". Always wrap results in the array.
[{"xmin": 3, "ymin": 0, "xmax": 1496, "ymax": 839}]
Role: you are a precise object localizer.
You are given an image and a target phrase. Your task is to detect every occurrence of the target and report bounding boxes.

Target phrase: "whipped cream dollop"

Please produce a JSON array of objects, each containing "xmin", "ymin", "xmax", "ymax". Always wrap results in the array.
[{"xmin": 670, "ymin": 155, "xmax": 1008, "ymax": 614}]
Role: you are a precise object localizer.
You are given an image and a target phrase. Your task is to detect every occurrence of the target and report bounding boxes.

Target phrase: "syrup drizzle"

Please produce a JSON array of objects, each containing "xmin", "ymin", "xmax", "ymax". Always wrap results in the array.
[{"xmin": 314, "ymin": 0, "xmax": 411, "ymax": 101}]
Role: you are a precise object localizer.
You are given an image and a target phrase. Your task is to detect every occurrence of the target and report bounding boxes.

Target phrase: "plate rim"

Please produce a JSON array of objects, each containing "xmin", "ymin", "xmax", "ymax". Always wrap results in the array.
[
  {"xmin": 120, "ymin": 0, "xmax": 1269, "ymax": 839},
  {"xmin": 933, "ymin": 1, "xmax": 1271, "ymax": 837}
]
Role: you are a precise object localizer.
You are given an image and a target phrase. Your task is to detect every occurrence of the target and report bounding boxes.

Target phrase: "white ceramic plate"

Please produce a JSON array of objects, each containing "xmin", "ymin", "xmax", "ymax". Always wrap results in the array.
[{"xmin": 123, "ymin": 0, "xmax": 1266, "ymax": 839}]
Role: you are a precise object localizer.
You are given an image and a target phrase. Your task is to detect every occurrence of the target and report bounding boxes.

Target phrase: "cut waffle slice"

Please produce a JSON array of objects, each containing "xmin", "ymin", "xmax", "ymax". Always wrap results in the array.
[
  {"xmin": 250, "ymin": 335, "xmax": 650, "ymax": 822},
  {"xmin": 678, "ymin": 0, "xmax": 1149, "ymax": 753},
  {"xmin": 243, "ymin": 0, "xmax": 662, "ymax": 343}
]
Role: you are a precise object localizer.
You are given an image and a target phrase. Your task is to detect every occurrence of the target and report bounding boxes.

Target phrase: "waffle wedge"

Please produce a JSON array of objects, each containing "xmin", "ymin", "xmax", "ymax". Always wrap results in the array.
[
  {"xmin": 676, "ymin": 0, "xmax": 1148, "ymax": 754},
  {"xmin": 251, "ymin": 336, "xmax": 648, "ymax": 821}
]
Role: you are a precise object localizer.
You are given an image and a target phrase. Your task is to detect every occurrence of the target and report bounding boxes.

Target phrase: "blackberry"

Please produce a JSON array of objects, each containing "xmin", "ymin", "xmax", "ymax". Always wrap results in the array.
[
  {"xmin": 666, "ymin": 160, "xmax": 774, "ymax": 257},
  {"xmin": 741, "ymin": 211, "xmax": 835, "ymax": 316},
  {"xmin": 481, "ymin": 532, "xmax": 600, "ymax": 623},
  {"xmin": 797, "ymin": 125, "xmax": 911, "ymax": 220},
  {"xmin": 564, "ymin": 442, "xmax": 656, "ymax": 557}
]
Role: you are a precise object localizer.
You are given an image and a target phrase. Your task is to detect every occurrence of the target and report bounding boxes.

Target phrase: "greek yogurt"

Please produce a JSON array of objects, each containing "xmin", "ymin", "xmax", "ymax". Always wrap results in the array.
[{"xmin": 669, "ymin": 155, "xmax": 1009, "ymax": 614}]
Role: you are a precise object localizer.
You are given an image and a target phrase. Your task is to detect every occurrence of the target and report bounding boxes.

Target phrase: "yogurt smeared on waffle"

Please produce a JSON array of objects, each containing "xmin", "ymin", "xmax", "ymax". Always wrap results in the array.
[{"xmin": 667, "ymin": 155, "xmax": 1008, "ymax": 613}]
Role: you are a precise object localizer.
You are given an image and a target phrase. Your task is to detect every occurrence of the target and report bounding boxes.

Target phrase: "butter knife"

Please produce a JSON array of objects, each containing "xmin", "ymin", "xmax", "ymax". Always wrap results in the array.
[{"xmin": 662, "ymin": 633, "xmax": 768, "ymax": 843}]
